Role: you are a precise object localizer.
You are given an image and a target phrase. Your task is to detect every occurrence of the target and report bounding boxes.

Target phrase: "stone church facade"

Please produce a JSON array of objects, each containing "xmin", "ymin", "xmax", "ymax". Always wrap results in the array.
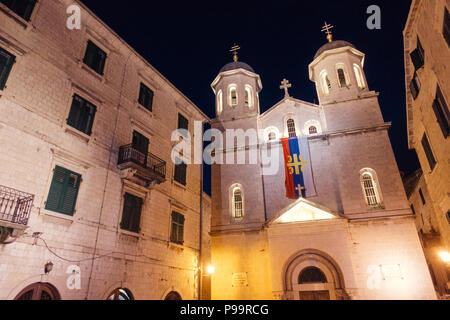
[
  {"xmin": 0, "ymin": 0, "xmax": 210, "ymax": 300},
  {"xmin": 210, "ymin": 37, "xmax": 437, "ymax": 299}
]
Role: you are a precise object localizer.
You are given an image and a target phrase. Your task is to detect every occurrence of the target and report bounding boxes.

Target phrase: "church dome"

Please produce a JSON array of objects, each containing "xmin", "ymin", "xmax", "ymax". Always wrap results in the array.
[
  {"xmin": 219, "ymin": 61, "xmax": 255, "ymax": 73},
  {"xmin": 314, "ymin": 40, "xmax": 356, "ymax": 60}
]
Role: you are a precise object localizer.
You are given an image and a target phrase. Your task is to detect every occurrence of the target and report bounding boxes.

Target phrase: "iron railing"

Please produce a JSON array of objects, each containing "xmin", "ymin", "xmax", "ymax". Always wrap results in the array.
[
  {"xmin": 118, "ymin": 145, "xmax": 166, "ymax": 179},
  {"xmin": 0, "ymin": 185, "xmax": 34, "ymax": 226}
]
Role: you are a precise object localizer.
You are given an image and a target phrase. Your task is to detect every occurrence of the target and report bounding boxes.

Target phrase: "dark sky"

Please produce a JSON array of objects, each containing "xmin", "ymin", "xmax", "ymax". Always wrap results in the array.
[{"xmin": 80, "ymin": 0, "xmax": 419, "ymax": 195}]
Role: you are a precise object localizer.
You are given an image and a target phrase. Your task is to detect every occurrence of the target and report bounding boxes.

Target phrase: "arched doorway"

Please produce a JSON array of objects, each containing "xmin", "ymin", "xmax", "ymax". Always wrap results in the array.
[
  {"xmin": 283, "ymin": 249, "xmax": 349, "ymax": 300},
  {"xmin": 15, "ymin": 283, "xmax": 61, "ymax": 300},
  {"xmin": 107, "ymin": 288, "xmax": 134, "ymax": 300},
  {"xmin": 165, "ymin": 291, "xmax": 182, "ymax": 300}
]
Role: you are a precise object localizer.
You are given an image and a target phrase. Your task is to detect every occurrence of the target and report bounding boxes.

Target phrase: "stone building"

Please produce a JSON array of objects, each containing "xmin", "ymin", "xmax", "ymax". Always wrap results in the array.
[
  {"xmin": 209, "ymin": 34, "xmax": 437, "ymax": 299},
  {"xmin": 0, "ymin": 0, "xmax": 210, "ymax": 300},
  {"xmin": 403, "ymin": 170, "xmax": 449, "ymax": 298},
  {"xmin": 402, "ymin": 0, "xmax": 450, "ymax": 295}
]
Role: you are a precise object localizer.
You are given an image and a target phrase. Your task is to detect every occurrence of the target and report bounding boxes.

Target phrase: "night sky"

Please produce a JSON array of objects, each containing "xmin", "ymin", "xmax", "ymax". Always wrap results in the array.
[{"xmin": 80, "ymin": 0, "xmax": 420, "ymax": 195}]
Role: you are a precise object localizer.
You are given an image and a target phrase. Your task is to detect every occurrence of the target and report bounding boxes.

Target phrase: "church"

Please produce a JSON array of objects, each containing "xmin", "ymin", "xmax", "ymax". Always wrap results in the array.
[{"xmin": 209, "ymin": 27, "xmax": 437, "ymax": 300}]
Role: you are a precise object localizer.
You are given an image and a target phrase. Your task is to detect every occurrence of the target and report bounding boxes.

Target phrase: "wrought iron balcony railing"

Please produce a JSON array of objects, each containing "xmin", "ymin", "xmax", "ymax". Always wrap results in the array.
[
  {"xmin": 0, "ymin": 185, "xmax": 34, "ymax": 226},
  {"xmin": 118, "ymin": 145, "xmax": 166, "ymax": 180}
]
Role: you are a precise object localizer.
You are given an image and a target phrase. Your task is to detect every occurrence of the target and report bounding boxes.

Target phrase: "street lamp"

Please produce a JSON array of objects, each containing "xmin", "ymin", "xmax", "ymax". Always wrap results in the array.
[
  {"xmin": 206, "ymin": 265, "xmax": 215, "ymax": 275},
  {"xmin": 438, "ymin": 251, "xmax": 450, "ymax": 264}
]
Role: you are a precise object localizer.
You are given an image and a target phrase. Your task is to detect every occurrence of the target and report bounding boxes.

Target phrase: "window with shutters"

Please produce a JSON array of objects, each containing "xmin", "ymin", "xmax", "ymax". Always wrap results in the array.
[
  {"xmin": 410, "ymin": 72, "xmax": 421, "ymax": 100},
  {"xmin": 45, "ymin": 166, "xmax": 81, "ymax": 216},
  {"xmin": 67, "ymin": 94, "xmax": 97, "ymax": 136},
  {"xmin": 360, "ymin": 169, "xmax": 383, "ymax": 208},
  {"xmin": 170, "ymin": 211, "xmax": 184, "ymax": 245},
  {"xmin": 120, "ymin": 193, "xmax": 143, "ymax": 233},
  {"xmin": 0, "ymin": 47, "xmax": 15, "ymax": 90},
  {"xmin": 432, "ymin": 85, "xmax": 450, "ymax": 138},
  {"xmin": 443, "ymin": 7, "xmax": 450, "ymax": 47},
  {"xmin": 287, "ymin": 119, "xmax": 297, "ymax": 138},
  {"xmin": 138, "ymin": 83, "xmax": 154, "ymax": 112},
  {"xmin": 410, "ymin": 36, "xmax": 425, "ymax": 70},
  {"xmin": 83, "ymin": 40, "xmax": 107, "ymax": 75},
  {"xmin": 0, "ymin": 0, "xmax": 37, "ymax": 21},
  {"xmin": 174, "ymin": 158, "xmax": 187, "ymax": 186},
  {"xmin": 421, "ymin": 133, "xmax": 436, "ymax": 171},
  {"xmin": 132, "ymin": 131, "xmax": 149, "ymax": 166}
]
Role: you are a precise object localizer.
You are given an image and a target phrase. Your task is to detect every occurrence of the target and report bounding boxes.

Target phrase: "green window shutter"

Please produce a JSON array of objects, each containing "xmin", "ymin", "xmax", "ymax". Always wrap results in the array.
[
  {"xmin": 46, "ymin": 166, "xmax": 81, "ymax": 216},
  {"xmin": 0, "ymin": 47, "xmax": 16, "ymax": 90},
  {"xmin": 139, "ymin": 83, "xmax": 154, "ymax": 112},
  {"xmin": 121, "ymin": 193, "xmax": 133, "ymax": 230},
  {"xmin": 67, "ymin": 95, "xmax": 83, "ymax": 128},
  {"xmin": 85, "ymin": 102, "xmax": 97, "ymax": 136},
  {"xmin": 170, "ymin": 212, "xmax": 184, "ymax": 244},
  {"xmin": 121, "ymin": 193, "xmax": 143, "ymax": 233},
  {"xmin": 179, "ymin": 214, "xmax": 185, "ymax": 244},
  {"xmin": 67, "ymin": 94, "xmax": 97, "ymax": 136},
  {"xmin": 130, "ymin": 197, "xmax": 143, "ymax": 233}
]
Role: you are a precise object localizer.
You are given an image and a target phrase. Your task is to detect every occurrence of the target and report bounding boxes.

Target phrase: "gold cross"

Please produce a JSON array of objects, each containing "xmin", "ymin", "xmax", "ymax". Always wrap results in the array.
[
  {"xmin": 230, "ymin": 44, "xmax": 241, "ymax": 62},
  {"xmin": 280, "ymin": 79, "xmax": 292, "ymax": 97},
  {"xmin": 287, "ymin": 154, "xmax": 308, "ymax": 175},
  {"xmin": 321, "ymin": 22, "xmax": 334, "ymax": 42}
]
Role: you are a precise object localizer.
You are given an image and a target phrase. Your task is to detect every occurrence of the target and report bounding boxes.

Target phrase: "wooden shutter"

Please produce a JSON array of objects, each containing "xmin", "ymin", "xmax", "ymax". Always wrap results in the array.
[
  {"xmin": 67, "ymin": 95, "xmax": 83, "ymax": 128},
  {"xmin": 46, "ymin": 166, "xmax": 81, "ymax": 216},
  {"xmin": 432, "ymin": 86, "xmax": 450, "ymax": 138},
  {"xmin": 121, "ymin": 193, "xmax": 143, "ymax": 233},
  {"xmin": 174, "ymin": 161, "xmax": 187, "ymax": 185},
  {"xmin": 130, "ymin": 196, "xmax": 143, "ymax": 233},
  {"xmin": 171, "ymin": 212, "xmax": 184, "ymax": 244},
  {"xmin": 421, "ymin": 134, "xmax": 436, "ymax": 171},
  {"xmin": 67, "ymin": 95, "xmax": 97, "ymax": 135},
  {"xmin": 121, "ymin": 193, "xmax": 133, "ymax": 231},
  {"xmin": 444, "ymin": 8, "xmax": 450, "ymax": 47},
  {"xmin": 0, "ymin": 47, "xmax": 15, "ymax": 90},
  {"xmin": 83, "ymin": 41, "xmax": 106, "ymax": 75},
  {"xmin": 409, "ymin": 75, "xmax": 420, "ymax": 100},
  {"xmin": 410, "ymin": 47, "xmax": 424, "ymax": 70},
  {"xmin": 84, "ymin": 102, "xmax": 97, "ymax": 136},
  {"xmin": 139, "ymin": 83, "xmax": 154, "ymax": 111}
]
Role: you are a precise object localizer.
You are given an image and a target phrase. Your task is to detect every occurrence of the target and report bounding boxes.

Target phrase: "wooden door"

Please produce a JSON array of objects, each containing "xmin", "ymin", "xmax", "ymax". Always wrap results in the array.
[{"xmin": 299, "ymin": 291, "xmax": 330, "ymax": 300}]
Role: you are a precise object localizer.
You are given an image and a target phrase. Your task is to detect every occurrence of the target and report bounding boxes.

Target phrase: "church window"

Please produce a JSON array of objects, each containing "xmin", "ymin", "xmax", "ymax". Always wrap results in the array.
[
  {"xmin": 245, "ymin": 85, "xmax": 253, "ymax": 108},
  {"xmin": 320, "ymin": 71, "xmax": 331, "ymax": 95},
  {"xmin": 298, "ymin": 267, "xmax": 327, "ymax": 284},
  {"xmin": 444, "ymin": 7, "xmax": 450, "ymax": 47},
  {"xmin": 360, "ymin": 169, "xmax": 383, "ymax": 208},
  {"xmin": 217, "ymin": 90, "xmax": 223, "ymax": 115},
  {"xmin": 0, "ymin": 46, "xmax": 15, "ymax": 90},
  {"xmin": 309, "ymin": 126, "xmax": 317, "ymax": 135},
  {"xmin": 353, "ymin": 64, "xmax": 365, "ymax": 89},
  {"xmin": 421, "ymin": 133, "xmax": 436, "ymax": 171},
  {"xmin": 336, "ymin": 64, "xmax": 350, "ymax": 88},
  {"xmin": 232, "ymin": 187, "xmax": 244, "ymax": 219},
  {"xmin": 432, "ymin": 85, "xmax": 450, "ymax": 138},
  {"xmin": 0, "ymin": 0, "xmax": 37, "ymax": 21},
  {"xmin": 287, "ymin": 119, "xmax": 297, "ymax": 138},
  {"xmin": 229, "ymin": 85, "xmax": 238, "ymax": 107}
]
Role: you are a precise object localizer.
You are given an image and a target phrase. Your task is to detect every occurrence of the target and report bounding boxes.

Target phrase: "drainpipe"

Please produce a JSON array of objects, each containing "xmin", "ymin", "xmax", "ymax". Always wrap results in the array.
[{"xmin": 198, "ymin": 123, "xmax": 204, "ymax": 301}]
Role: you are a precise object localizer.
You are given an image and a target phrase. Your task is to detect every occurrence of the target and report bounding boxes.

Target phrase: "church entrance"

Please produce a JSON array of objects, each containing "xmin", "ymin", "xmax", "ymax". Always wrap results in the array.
[
  {"xmin": 15, "ymin": 283, "xmax": 60, "ymax": 300},
  {"xmin": 299, "ymin": 291, "xmax": 330, "ymax": 300},
  {"xmin": 297, "ymin": 266, "xmax": 331, "ymax": 300}
]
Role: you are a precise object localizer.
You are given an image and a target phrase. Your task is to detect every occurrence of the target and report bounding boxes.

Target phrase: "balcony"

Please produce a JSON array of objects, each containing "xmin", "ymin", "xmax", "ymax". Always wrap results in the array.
[
  {"xmin": 0, "ymin": 185, "xmax": 34, "ymax": 243},
  {"xmin": 117, "ymin": 144, "xmax": 166, "ymax": 187}
]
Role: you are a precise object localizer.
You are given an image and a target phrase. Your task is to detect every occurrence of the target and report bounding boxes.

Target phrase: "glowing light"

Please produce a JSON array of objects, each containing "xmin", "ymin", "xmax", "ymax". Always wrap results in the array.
[
  {"xmin": 438, "ymin": 251, "xmax": 450, "ymax": 263},
  {"xmin": 206, "ymin": 265, "xmax": 216, "ymax": 275}
]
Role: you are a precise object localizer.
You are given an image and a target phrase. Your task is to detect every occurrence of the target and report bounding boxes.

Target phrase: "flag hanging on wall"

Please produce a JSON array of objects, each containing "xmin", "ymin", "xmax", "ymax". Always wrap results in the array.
[{"xmin": 281, "ymin": 137, "xmax": 316, "ymax": 199}]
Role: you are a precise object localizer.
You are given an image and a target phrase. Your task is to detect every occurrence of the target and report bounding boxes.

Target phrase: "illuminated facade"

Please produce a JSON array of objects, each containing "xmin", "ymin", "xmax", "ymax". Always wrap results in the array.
[{"xmin": 209, "ymin": 36, "xmax": 437, "ymax": 299}]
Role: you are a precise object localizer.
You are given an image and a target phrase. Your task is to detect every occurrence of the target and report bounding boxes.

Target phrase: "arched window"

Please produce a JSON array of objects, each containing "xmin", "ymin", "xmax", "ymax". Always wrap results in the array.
[
  {"xmin": 360, "ymin": 169, "xmax": 383, "ymax": 208},
  {"xmin": 15, "ymin": 283, "xmax": 61, "ymax": 300},
  {"xmin": 165, "ymin": 291, "xmax": 182, "ymax": 300},
  {"xmin": 309, "ymin": 126, "xmax": 318, "ymax": 135},
  {"xmin": 229, "ymin": 85, "xmax": 238, "ymax": 107},
  {"xmin": 320, "ymin": 71, "xmax": 331, "ymax": 95},
  {"xmin": 107, "ymin": 288, "xmax": 134, "ymax": 300},
  {"xmin": 298, "ymin": 267, "xmax": 327, "ymax": 284},
  {"xmin": 353, "ymin": 64, "xmax": 365, "ymax": 89},
  {"xmin": 217, "ymin": 90, "xmax": 223, "ymax": 115},
  {"xmin": 336, "ymin": 64, "xmax": 350, "ymax": 88},
  {"xmin": 287, "ymin": 119, "xmax": 297, "ymax": 138},
  {"xmin": 232, "ymin": 187, "xmax": 244, "ymax": 219},
  {"xmin": 245, "ymin": 85, "xmax": 253, "ymax": 108}
]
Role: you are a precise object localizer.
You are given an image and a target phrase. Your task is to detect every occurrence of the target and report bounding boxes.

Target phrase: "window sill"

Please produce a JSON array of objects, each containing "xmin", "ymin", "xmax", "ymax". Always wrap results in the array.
[
  {"xmin": 64, "ymin": 125, "xmax": 91, "ymax": 143},
  {"xmin": 173, "ymin": 180, "xmax": 187, "ymax": 190},
  {"xmin": 43, "ymin": 210, "xmax": 76, "ymax": 223},
  {"xmin": 79, "ymin": 62, "xmax": 106, "ymax": 83},
  {"xmin": 119, "ymin": 229, "xmax": 142, "ymax": 239},
  {"xmin": 136, "ymin": 102, "xmax": 154, "ymax": 117},
  {"xmin": 0, "ymin": 4, "xmax": 32, "ymax": 29},
  {"xmin": 169, "ymin": 242, "xmax": 184, "ymax": 250}
]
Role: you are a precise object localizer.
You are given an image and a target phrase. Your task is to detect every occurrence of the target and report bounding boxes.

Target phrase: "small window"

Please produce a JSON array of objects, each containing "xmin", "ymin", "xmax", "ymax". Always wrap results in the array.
[
  {"xmin": 268, "ymin": 132, "xmax": 277, "ymax": 141},
  {"xmin": 309, "ymin": 126, "xmax": 318, "ymax": 135},
  {"xmin": 421, "ymin": 133, "xmax": 436, "ymax": 171},
  {"xmin": 0, "ymin": 0, "xmax": 37, "ymax": 21},
  {"xmin": 443, "ymin": 7, "xmax": 450, "ymax": 47},
  {"xmin": 83, "ymin": 40, "xmax": 107, "ymax": 75},
  {"xmin": 410, "ymin": 72, "xmax": 421, "ymax": 100},
  {"xmin": 432, "ymin": 85, "xmax": 450, "ymax": 138},
  {"xmin": 67, "ymin": 94, "xmax": 97, "ymax": 136},
  {"xmin": 298, "ymin": 267, "xmax": 327, "ymax": 284},
  {"xmin": 232, "ymin": 187, "xmax": 243, "ymax": 219},
  {"xmin": 217, "ymin": 90, "xmax": 223, "ymax": 115},
  {"xmin": 229, "ymin": 86, "xmax": 238, "ymax": 107},
  {"xmin": 138, "ymin": 83, "xmax": 154, "ymax": 112},
  {"xmin": 410, "ymin": 36, "xmax": 425, "ymax": 70},
  {"xmin": 170, "ymin": 211, "xmax": 185, "ymax": 245},
  {"xmin": 120, "ymin": 193, "xmax": 143, "ymax": 233},
  {"xmin": 418, "ymin": 188, "xmax": 426, "ymax": 205},
  {"xmin": 287, "ymin": 119, "xmax": 297, "ymax": 138},
  {"xmin": 174, "ymin": 158, "xmax": 187, "ymax": 186},
  {"xmin": 410, "ymin": 204, "xmax": 416, "ymax": 216},
  {"xmin": 337, "ymin": 68, "xmax": 348, "ymax": 87},
  {"xmin": 178, "ymin": 113, "xmax": 189, "ymax": 131},
  {"xmin": 360, "ymin": 170, "xmax": 382, "ymax": 208},
  {"xmin": 320, "ymin": 71, "xmax": 331, "ymax": 95},
  {"xmin": 132, "ymin": 131, "xmax": 149, "ymax": 166},
  {"xmin": 353, "ymin": 64, "xmax": 365, "ymax": 89},
  {"xmin": 245, "ymin": 86, "xmax": 253, "ymax": 108},
  {"xmin": 0, "ymin": 47, "xmax": 15, "ymax": 90},
  {"xmin": 45, "ymin": 166, "xmax": 81, "ymax": 216}
]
